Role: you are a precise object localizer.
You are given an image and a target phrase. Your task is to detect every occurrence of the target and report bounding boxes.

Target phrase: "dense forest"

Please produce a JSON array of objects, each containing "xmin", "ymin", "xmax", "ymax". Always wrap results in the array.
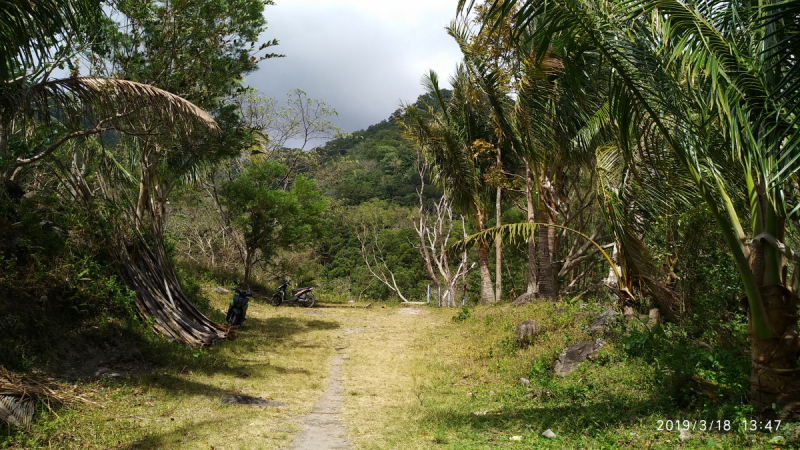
[{"xmin": 1, "ymin": 0, "xmax": 799, "ymax": 445}]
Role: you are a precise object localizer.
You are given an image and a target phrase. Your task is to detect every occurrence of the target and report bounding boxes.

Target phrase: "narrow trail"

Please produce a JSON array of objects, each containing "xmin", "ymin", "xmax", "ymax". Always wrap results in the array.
[{"xmin": 291, "ymin": 350, "xmax": 352, "ymax": 450}]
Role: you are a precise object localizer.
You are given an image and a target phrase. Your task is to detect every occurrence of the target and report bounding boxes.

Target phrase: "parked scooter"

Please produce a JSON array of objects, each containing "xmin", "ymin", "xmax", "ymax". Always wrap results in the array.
[
  {"xmin": 271, "ymin": 281, "xmax": 315, "ymax": 307},
  {"xmin": 226, "ymin": 288, "xmax": 253, "ymax": 326}
]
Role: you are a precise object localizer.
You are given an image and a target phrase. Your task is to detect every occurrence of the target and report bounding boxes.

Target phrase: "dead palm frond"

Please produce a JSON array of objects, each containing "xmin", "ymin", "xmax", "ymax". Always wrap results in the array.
[
  {"xmin": 1, "ymin": 77, "xmax": 219, "ymax": 132},
  {"xmin": 2, "ymin": 77, "xmax": 220, "ymax": 181},
  {"xmin": 0, "ymin": 366, "xmax": 99, "ymax": 430}
]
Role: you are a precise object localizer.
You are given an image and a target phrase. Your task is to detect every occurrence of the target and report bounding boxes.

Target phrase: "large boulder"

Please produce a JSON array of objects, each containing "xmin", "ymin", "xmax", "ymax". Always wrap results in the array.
[
  {"xmin": 585, "ymin": 308, "xmax": 619, "ymax": 334},
  {"xmin": 514, "ymin": 320, "xmax": 539, "ymax": 347},
  {"xmin": 554, "ymin": 338, "xmax": 606, "ymax": 377},
  {"xmin": 512, "ymin": 292, "xmax": 534, "ymax": 307}
]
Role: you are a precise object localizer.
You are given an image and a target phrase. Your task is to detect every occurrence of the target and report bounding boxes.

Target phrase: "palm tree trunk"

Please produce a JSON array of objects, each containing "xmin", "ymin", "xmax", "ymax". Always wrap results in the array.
[
  {"xmin": 495, "ymin": 184, "xmax": 502, "ymax": 302},
  {"xmin": 537, "ymin": 201, "xmax": 557, "ymax": 299},
  {"xmin": 748, "ymin": 190, "xmax": 800, "ymax": 416},
  {"xmin": 116, "ymin": 224, "xmax": 228, "ymax": 348},
  {"xmin": 525, "ymin": 162, "xmax": 537, "ymax": 294},
  {"xmin": 748, "ymin": 284, "xmax": 800, "ymax": 416},
  {"xmin": 478, "ymin": 240, "xmax": 495, "ymax": 304}
]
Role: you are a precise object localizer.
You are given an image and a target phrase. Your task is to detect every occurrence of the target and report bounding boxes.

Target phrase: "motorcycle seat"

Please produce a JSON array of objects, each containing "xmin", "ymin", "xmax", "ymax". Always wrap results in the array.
[{"xmin": 292, "ymin": 287, "xmax": 310, "ymax": 294}]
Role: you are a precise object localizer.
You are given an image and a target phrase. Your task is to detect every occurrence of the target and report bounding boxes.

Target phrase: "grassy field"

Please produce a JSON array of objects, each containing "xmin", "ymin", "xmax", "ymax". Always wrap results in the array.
[{"xmin": 3, "ymin": 291, "xmax": 799, "ymax": 449}]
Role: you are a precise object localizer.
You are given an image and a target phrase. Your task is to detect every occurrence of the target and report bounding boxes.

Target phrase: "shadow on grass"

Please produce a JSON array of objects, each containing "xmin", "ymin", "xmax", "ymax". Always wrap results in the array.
[
  {"xmin": 115, "ymin": 417, "xmax": 230, "ymax": 449},
  {"xmin": 92, "ymin": 315, "xmax": 338, "ymax": 397},
  {"xmin": 432, "ymin": 396, "xmax": 662, "ymax": 435}
]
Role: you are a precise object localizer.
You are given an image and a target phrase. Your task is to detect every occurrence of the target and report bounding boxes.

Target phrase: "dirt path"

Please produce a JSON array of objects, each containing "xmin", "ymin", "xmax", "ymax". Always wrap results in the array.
[{"xmin": 291, "ymin": 350, "xmax": 351, "ymax": 450}]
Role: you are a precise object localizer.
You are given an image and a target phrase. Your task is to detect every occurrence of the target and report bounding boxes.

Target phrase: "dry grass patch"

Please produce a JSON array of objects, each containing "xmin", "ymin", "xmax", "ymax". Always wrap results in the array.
[{"xmin": 5, "ymin": 289, "xmax": 355, "ymax": 449}]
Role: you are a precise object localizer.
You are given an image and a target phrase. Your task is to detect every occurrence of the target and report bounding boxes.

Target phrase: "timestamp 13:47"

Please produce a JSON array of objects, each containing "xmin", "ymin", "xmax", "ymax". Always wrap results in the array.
[{"xmin": 743, "ymin": 420, "xmax": 782, "ymax": 432}]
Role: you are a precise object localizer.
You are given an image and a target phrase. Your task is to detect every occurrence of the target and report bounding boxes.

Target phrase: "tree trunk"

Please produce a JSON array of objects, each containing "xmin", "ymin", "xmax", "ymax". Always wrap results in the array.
[
  {"xmin": 243, "ymin": 247, "xmax": 255, "ymax": 288},
  {"xmin": 525, "ymin": 162, "xmax": 537, "ymax": 294},
  {"xmin": 748, "ymin": 285, "xmax": 800, "ymax": 417},
  {"xmin": 537, "ymin": 201, "xmax": 557, "ymax": 299},
  {"xmin": 495, "ymin": 185, "xmax": 502, "ymax": 302},
  {"xmin": 478, "ymin": 240, "xmax": 495, "ymax": 305},
  {"xmin": 115, "ymin": 225, "xmax": 228, "ymax": 348}
]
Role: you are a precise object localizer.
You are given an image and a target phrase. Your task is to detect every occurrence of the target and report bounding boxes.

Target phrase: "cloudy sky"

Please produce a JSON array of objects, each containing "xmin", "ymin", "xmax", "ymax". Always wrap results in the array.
[{"xmin": 246, "ymin": 0, "xmax": 465, "ymax": 139}]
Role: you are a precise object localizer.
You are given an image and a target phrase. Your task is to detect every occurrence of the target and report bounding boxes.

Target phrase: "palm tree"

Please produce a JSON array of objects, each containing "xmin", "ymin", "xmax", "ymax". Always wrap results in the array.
[
  {"xmin": 450, "ymin": 20, "xmax": 609, "ymax": 300},
  {"xmin": 460, "ymin": 0, "xmax": 800, "ymax": 416},
  {"xmin": 2, "ymin": 1, "xmax": 228, "ymax": 347},
  {"xmin": 401, "ymin": 69, "xmax": 498, "ymax": 305}
]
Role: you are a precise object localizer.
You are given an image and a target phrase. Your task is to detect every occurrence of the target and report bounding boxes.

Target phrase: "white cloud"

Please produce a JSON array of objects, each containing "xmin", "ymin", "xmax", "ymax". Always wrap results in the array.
[{"xmin": 246, "ymin": 0, "xmax": 464, "ymax": 143}]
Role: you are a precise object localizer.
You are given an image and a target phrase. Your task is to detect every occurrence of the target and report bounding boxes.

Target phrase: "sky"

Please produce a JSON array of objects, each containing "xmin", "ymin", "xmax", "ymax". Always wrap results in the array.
[{"xmin": 246, "ymin": 0, "xmax": 465, "ymax": 144}]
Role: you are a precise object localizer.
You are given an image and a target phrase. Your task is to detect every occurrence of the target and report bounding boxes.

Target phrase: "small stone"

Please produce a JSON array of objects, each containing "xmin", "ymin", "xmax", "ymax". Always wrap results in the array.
[
  {"xmin": 542, "ymin": 429, "xmax": 557, "ymax": 438},
  {"xmin": 679, "ymin": 429, "xmax": 691, "ymax": 441},
  {"xmin": 519, "ymin": 377, "xmax": 530, "ymax": 385},
  {"xmin": 211, "ymin": 287, "xmax": 230, "ymax": 294},
  {"xmin": 472, "ymin": 411, "xmax": 488, "ymax": 416},
  {"xmin": 489, "ymin": 390, "xmax": 496, "ymax": 396}
]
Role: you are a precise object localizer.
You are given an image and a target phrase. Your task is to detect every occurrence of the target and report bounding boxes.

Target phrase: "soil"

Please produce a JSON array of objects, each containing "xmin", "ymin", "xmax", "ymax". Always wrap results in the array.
[{"xmin": 292, "ymin": 351, "xmax": 352, "ymax": 450}]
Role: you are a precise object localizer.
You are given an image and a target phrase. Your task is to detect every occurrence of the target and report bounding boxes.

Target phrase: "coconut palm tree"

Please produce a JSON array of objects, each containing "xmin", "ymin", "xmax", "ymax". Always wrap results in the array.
[
  {"xmin": 1, "ymin": 0, "xmax": 229, "ymax": 347},
  {"xmin": 401, "ymin": 68, "xmax": 498, "ymax": 304}
]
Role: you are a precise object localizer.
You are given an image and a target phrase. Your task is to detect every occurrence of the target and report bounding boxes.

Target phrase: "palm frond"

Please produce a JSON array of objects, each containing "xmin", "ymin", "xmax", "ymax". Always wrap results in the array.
[
  {"xmin": 0, "ymin": 0, "xmax": 101, "ymax": 80},
  {"xmin": 2, "ymin": 77, "xmax": 220, "ymax": 133}
]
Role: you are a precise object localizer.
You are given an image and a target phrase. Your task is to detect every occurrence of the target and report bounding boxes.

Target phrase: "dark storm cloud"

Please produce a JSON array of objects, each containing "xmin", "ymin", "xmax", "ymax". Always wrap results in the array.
[{"xmin": 245, "ymin": 1, "xmax": 463, "ymax": 141}]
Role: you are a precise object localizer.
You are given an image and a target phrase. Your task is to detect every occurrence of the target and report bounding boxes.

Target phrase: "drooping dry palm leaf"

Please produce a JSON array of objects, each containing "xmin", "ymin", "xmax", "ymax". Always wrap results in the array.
[
  {"xmin": 1, "ymin": 77, "xmax": 220, "ymax": 133},
  {"xmin": 0, "ymin": 395, "xmax": 33, "ymax": 429}
]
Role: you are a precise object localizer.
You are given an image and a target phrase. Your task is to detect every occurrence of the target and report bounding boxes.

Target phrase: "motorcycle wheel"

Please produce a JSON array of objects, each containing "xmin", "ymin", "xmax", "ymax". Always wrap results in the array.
[
  {"xmin": 302, "ymin": 293, "xmax": 315, "ymax": 308},
  {"xmin": 228, "ymin": 310, "xmax": 241, "ymax": 327},
  {"xmin": 271, "ymin": 293, "xmax": 283, "ymax": 307}
]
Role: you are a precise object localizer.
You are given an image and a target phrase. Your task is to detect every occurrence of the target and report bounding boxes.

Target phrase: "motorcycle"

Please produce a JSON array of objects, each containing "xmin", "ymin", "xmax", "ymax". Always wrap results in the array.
[
  {"xmin": 271, "ymin": 280, "xmax": 315, "ymax": 307},
  {"xmin": 226, "ymin": 288, "xmax": 253, "ymax": 326}
]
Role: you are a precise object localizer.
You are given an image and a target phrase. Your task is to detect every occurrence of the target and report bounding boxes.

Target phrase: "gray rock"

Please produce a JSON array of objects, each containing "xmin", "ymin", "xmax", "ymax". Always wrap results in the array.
[
  {"xmin": 220, "ymin": 395, "xmax": 286, "ymax": 407},
  {"xmin": 512, "ymin": 292, "xmax": 534, "ymax": 306},
  {"xmin": 94, "ymin": 367, "xmax": 123, "ymax": 378},
  {"xmin": 542, "ymin": 429, "xmax": 557, "ymax": 438},
  {"xmin": 211, "ymin": 287, "xmax": 230, "ymax": 294},
  {"xmin": 554, "ymin": 339, "xmax": 605, "ymax": 377},
  {"xmin": 679, "ymin": 429, "xmax": 691, "ymax": 441},
  {"xmin": 39, "ymin": 221, "xmax": 67, "ymax": 237},
  {"xmin": 585, "ymin": 309, "xmax": 619, "ymax": 334},
  {"xmin": 514, "ymin": 320, "xmax": 539, "ymax": 347},
  {"xmin": 519, "ymin": 377, "xmax": 530, "ymax": 385},
  {"xmin": 648, "ymin": 309, "xmax": 660, "ymax": 327}
]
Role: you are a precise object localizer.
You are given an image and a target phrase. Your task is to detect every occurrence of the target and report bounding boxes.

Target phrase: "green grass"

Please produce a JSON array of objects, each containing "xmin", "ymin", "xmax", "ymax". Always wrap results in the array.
[
  {"xmin": 3, "ymin": 297, "xmax": 798, "ymax": 449},
  {"xmin": 339, "ymin": 301, "xmax": 800, "ymax": 449}
]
